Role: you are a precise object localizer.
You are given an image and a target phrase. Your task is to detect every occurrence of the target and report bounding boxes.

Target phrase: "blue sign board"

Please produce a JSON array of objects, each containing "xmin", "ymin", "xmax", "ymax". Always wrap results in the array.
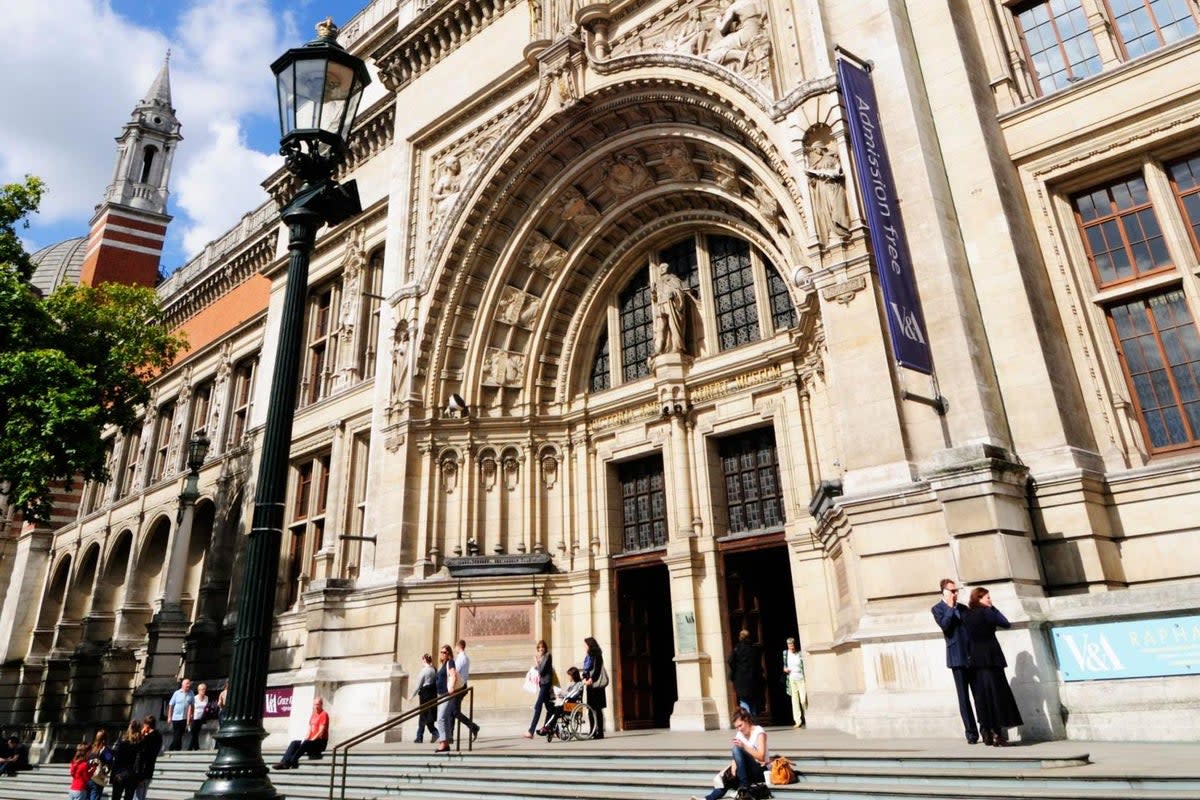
[
  {"xmin": 836, "ymin": 58, "xmax": 933, "ymax": 374},
  {"xmin": 1051, "ymin": 614, "xmax": 1200, "ymax": 681}
]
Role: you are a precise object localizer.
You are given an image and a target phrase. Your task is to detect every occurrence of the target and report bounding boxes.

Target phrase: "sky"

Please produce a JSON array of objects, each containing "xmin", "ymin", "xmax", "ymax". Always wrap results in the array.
[{"xmin": 1, "ymin": 0, "xmax": 371, "ymax": 274}]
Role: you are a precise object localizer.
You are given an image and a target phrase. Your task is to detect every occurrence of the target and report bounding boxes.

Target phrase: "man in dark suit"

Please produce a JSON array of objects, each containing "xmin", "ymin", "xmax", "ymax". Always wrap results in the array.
[{"xmin": 932, "ymin": 578, "xmax": 978, "ymax": 743}]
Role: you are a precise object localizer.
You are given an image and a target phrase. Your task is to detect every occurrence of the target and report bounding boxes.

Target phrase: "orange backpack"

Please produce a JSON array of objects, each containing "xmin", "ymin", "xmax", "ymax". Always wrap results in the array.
[{"xmin": 769, "ymin": 755, "xmax": 796, "ymax": 785}]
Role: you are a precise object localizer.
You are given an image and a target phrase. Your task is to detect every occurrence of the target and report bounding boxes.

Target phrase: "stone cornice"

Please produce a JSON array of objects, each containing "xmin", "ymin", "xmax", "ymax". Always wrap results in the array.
[{"xmin": 160, "ymin": 228, "xmax": 278, "ymax": 330}]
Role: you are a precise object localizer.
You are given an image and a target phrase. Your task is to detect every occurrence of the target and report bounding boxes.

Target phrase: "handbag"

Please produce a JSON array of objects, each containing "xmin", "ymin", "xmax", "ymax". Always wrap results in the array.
[
  {"xmin": 713, "ymin": 765, "xmax": 738, "ymax": 789},
  {"xmin": 522, "ymin": 666, "xmax": 540, "ymax": 695},
  {"xmin": 90, "ymin": 760, "xmax": 110, "ymax": 787},
  {"xmin": 592, "ymin": 665, "xmax": 610, "ymax": 690}
]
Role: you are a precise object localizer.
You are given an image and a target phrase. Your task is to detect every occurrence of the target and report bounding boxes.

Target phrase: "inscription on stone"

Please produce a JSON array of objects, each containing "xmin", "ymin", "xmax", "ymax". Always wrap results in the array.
[{"xmin": 458, "ymin": 603, "xmax": 535, "ymax": 641}]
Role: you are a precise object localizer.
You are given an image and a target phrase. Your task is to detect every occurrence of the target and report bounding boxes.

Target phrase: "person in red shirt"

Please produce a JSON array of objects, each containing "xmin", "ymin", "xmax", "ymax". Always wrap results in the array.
[
  {"xmin": 273, "ymin": 697, "xmax": 330, "ymax": 770},
  {"xmin": 69, "ymin": 744, "xmax": 92, "ymax": 800}
]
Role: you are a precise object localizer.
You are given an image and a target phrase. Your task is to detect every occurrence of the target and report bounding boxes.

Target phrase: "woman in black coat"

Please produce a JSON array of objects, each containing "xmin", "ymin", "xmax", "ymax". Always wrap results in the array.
[
  {"xmin": 726, "ymin": 629, "xmax": 762, "ymax": 715},
  {"xmin": 962, "ymin": 587, "xmax": 1023, "ymax": 745},
  {"xmin": 582, "ymin": 636, "xmax": 607, "ymax": 739}
]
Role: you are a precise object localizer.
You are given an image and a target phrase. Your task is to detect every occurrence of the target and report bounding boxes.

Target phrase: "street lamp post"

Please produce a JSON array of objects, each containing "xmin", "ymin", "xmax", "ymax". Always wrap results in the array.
[
  {"xmin": 194, "ymin": 18, "xmax": 369, "ymax": 800},
  {"xmin": 163, "ymin": 432, "xmax": 211, "ymax": 618}
]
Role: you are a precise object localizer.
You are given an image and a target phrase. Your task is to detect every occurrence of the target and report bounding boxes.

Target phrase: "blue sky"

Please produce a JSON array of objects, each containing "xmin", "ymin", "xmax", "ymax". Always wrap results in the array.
[{"xmin": 1, "ymin": 0, "xmax": 370, "ymax": 274}]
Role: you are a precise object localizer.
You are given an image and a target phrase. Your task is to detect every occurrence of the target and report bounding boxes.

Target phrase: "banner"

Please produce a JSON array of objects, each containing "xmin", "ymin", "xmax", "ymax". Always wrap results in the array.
[
  {"xmin": 264, "ymin": 686, "xmax": 294, "ymax": 718},
  {"xmin": 836, "ymin": 57, "xmax": 933, "ymax": 374},
  {"xmin": 1051, "ymin": 615, "xmax": 1200, "ymax": 682}
]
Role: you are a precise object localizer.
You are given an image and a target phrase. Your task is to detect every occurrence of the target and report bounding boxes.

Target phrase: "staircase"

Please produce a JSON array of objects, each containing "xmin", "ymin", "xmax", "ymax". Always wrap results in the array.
[{"xmin": 1, "ymin": 739, "xmax": 1197, "ymax": 800}]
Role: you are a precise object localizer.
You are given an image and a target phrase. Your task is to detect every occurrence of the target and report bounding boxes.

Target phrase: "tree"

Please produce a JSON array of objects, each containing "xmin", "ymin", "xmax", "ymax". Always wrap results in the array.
[{"xmin": 0, "ymin": 176, "xmax": 185, "ymax": 523}]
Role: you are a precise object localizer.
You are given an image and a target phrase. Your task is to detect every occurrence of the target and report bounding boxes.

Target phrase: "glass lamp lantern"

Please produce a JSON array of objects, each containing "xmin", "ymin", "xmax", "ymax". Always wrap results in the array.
[
  {"xmin": 271, "ymin": 18, "xmax": 371, "ymax": 172},
  {"xmin": 186, "ymin": 431, "xmax": 211, "ymax": 473}
]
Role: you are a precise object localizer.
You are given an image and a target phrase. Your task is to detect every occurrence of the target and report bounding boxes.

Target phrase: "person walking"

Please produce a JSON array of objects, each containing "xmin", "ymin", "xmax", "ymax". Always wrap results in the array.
[
  {"xmin": 272, "ymin": 697, "xmax": 330, "ymax": 769},
  {"xmin": 166, "ymin": 678, "xmax": 194, "ymax": 751},
  {"xmin": 689, "ymin": 708, "xmax": 768, "ymax": 800},
  {"xmin": 727, "ymin": 630, "xmax": 762, "ymax": 716},
  {"xmin": 783, "ymin": 637, "xmax": 807, "ymax": 728},
  {"xmin": 84, "ymin": 729, "xmax": 113, "ymax": 800},
  {"xmin": 931, "ymin": 578, "xmax": 979, "ymax": 744},
  {"xmin": 411, "ymin": 653, "xmax": 438, "ymax": 743},
  {"xmin": 434, "ymin": 644, "xmax": 458, "ymax": 753},
  {"xmin": 963, "ymin": 587, "xmax": 1023, "ymax": 746},
  {"xmin": 69, "ymin": 744, "xmax": 92, "ymax": 800},
  {"xmin": 110, "ymin": 721, "xmax": 143, "ymax": 800},
  {"xmin": 188, "ymin": 683, "xmax": 212, "ymax": 750},
  {"xmin": 452, "ymin": 639, "xmax": 481, "ymax": 744},
  {"xmin": 526, "ymin": 639, "xmax": 554, "ymax": 738},
  {"xmin": 581, "ymin": 636, "xmax": 607, "ymax": 739},
  {"xmin": 133, "ymin": 716, "xmax": 161, "ymax": 800}
]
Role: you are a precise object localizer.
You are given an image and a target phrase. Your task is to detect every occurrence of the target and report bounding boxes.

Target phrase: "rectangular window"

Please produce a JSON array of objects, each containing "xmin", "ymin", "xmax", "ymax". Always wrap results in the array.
[
  {"xmin": 718, "ymin": 429, "xmax": 785, "ymax": 534},
  {"xmin": 229, "ymin": 358, "xmax": 256, "ymax": 449},
  {"xmin": 303, "ymin": 286, "xmax": 335, "ymax": 406},
  {"xmin": 358, "ymin": 251, "xmax": 384, "ymax": 381},
  {"xmin": 150, "ymin": 402, "xmax": 175, "ymax": 482},
  {"xmin": 1107, "ymin": 0, "xmax": 1198, "ymax": 58},
  {"xmin": 343, "ymin": 433, "xmax": 371, "ymax": 580},
  {"xmin": 118, "ymin": 430, "xmax": 141, "ymax": 498},
  {"xmin": 617, "ymin": 455, "xmax": 667, "ymax": 553},
  {"xmin": 1013, "ymin": 0, "xmax": 1103, "ymax": 95},
  {"xmin": 1168, "ymin": 154, "xmax": 1200, "ymax": 254},
  {"xmin": 1073, "ymin": 174, "xmax": 1171, "ymax": 287},
  {"xmin": 84, "ymin": 440, "xmax": 115, "ymax": 514},
  {"xmin": 619, "ymin": 268, "xmax": 653, "ymax": 382},
  {"xmin": 1109, "ymin": 289, "xmax": 1200, "ymax": 450},
  {"xmin": 284, "ymin": 452, "xmax": 331, "ymax": 609},
  {"xmin": 190, "ymin": 380, "xmax": 213, "ymax": 440},
  {"xmin": 709, "ymin": 235, "xmax": 761, "ymax": 350}
]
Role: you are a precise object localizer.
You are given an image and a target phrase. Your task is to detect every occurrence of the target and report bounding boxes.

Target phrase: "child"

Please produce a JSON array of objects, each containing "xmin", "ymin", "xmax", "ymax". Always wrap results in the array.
[{"xmin": 69, "ymin": 744, "xmax": 92, "ymax": 800}]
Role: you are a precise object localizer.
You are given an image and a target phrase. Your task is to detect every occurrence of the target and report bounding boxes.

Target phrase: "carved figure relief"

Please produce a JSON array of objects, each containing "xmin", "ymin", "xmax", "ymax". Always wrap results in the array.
[
  {"xmin": 557, "ymin": 188, "xmax": 601, "ymax": 234},
  {"xmin": 650, "ymin": 261, "xmax": 697, "ymax": 359},
  {"xmin": 805, "ymin": 129, "xmax": 851, "ymax": 248},
  {"xmin": 482, "ymin": 348, "xmax": 527, "ymax": 387},
  {"xmin": 339, "ymin": 226, "xmax": 367, "ymax": 329},
  {"xmin": 660, "ymin": 142, "xmax": 699, "ymax": 182},
  {"xmin": 541, "ymin": 453, "xmax": 558, "ymax": 490},
  {"xmin": 496, "ymin": 286, "xmax": 541, "ymax": 328},
  {"xmin": 600, "ymin": 151, "xmax": 652, "ymax": 199},
  {"xmin": 430, "ymin": 154, "xmax": 464, "ymax": 229},
  {"xmin": 389, "ymin": 321, "xmax": 410, "ymax": 404},
  {"xmin": 705, "ymin": 0, "xmax": 771, "ymax": 83},
  {"xmin": 527, "ymin": 232, "xmax": 569, "ymax": 275},
  {"xmin": 662, "ymin": 6, "xmax": 713, "ymax": 54},
  {"xmin": 441, "ymin": 456, "xmax": 459, "ymax": 494},
  {"xmin": 711, "ymin": 153, "xmax": 741, "ymax": 193},
  {"xmin": 503, "ymin": 455, "xmax": 521, "ymax": 491},
  {"xmin": 480, "ymin": 455, "xmax": 498, "ymax": 491}
]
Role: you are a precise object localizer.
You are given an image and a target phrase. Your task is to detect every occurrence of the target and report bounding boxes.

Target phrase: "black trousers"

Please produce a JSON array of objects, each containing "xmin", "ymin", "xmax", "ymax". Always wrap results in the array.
[
  {"xmin": 280, "ymin": 737, "xmax": 326, "ymax": 767},
  {"xmin": 951, "ymin": 667, "xmax": 978, "ymax": 741},
  {"xmin": 169, "ymin": 720, "xmax": 187, "ymax": 750},
  {"xmin": 451, "ymin": 686, "xmax": 478, "ymax": 734}
]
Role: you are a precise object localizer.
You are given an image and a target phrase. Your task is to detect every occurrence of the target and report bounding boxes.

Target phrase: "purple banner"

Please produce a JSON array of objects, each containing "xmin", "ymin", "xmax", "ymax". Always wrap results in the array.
[
  {"xmin": 264, "ymin": 686, "xmax": 293, "ymax": 718},
  {"xmin": 837, "ymin": 57, "xmax": 933, "ymax": 374}
]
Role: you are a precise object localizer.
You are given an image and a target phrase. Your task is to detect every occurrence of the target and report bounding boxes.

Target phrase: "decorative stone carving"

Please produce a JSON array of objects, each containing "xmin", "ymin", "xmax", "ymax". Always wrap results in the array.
[
  {"xmin": 389, "ymin": 320, "xmax": 410, "ymax": 405},
  {"xmin": 711, "ymin": 153, "xmax": 740, "ymax": 193},
  {"xmin": 820, "ymin": 274, "xmax": 867, "ymax": 306},
  {"xmin": 496, "ymin": 286, "xmax": 541, "ymax": 328},
  {"xmin": 661, "ymin": 5, "xmax": 714, "ymax": 55},
  {"xmin": 705, "ymin": 0, "xmax": 771, "ymax": 84},
  {"xmin": 541, "ymin": 454, "xmax": 558, "ymax": 490},
  {"xmin": 650, "ymin": 262, "xmax": 696, "ymax": 359},
  {"xmin": 528, "ymin": 0, "xmax": 544, "ymax": 39},
  {"xmin": 600, "ymin": 151, "xmax": 652, "ymax": 198},
  {"xmin": 660, "ymin": 142, "xmax": 699, "ymax": 182},
  {"xmin": 440, "ymin": 455, "xmax": 459, "ymax": 494},
  {"xmin": 339, "ymin": 225, "xmax": 367, "ymax": 329},
  {"xmin": 503, "ymin": 455, "xmax": 521, "ymax": 491},
  {"xmin": 480, "ymin": 455, "xmax": 498, "ymax": 491},
  {"xmin": 805, "ymin": 128, "xmax": 851, "ymax": 248},
  {"xmin": 526, "ymin": 232, "xmax": 569, "ymax": 275},
  {"xmin": 557, "ymin": 188, "xmax": 601, "ymax": 234},
  {"xmin": 430, "ymin": 154, "xmax": 464, "ymax": 231},
  {"xmin": 483, "ymin": 348, "xmax": 526, "ymax": 387}
]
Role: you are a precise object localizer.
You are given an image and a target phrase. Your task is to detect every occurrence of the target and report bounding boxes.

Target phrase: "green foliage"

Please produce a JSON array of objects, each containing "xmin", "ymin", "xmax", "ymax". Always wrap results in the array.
[{"xmin": 0, "ymin": 176, "xmax": 185, "ymax": 523}]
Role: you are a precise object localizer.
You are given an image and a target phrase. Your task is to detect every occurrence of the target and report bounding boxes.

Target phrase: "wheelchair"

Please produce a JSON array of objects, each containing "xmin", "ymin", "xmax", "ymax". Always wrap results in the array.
[{"xmin": 546, "ymin": 699, "xmax": 598, "ymax": 741}]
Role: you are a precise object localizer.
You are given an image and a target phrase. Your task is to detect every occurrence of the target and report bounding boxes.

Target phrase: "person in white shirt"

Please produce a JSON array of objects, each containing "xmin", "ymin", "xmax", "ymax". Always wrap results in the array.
[
  {"xmin": 783, "ymin": 637, "xmax": 807, "ymax": 728},
  {"xmin": 692, "ymin": 709, "xmax": 768, "ymax": 800},
  {"xmin": 166, "ymin": 678, "xmax": 194, "ymax": 751},
  {"xmin": 451, "ymin": 639, "xmax": 480, "ymax": 743}
]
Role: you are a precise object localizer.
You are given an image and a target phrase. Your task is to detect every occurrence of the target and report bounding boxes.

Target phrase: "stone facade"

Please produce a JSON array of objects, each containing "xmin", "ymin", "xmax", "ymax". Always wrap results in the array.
[{"xmin": 4, "ymin": 0, "xmax": 1200, "ymax": 754}]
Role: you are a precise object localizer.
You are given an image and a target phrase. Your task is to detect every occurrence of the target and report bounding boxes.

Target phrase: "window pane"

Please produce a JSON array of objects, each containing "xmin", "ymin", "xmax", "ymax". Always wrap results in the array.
[
  {"xmin": 718, "ymin": 429, "xmax": 785, "ymax": 535},
  {"xmin": 708, "ymin": 235, "xmax": 760, "ymax": 350},
  {"xmin": 1015, "ymin": 0, "xmax": 1101, "ymax": 95},
  {"xmin": 590, "ymin": 331, "xmax": 610, "ymax": 392},
  {"xmin": 617, "ymin": 456, "xmax": 667, "ymax": 553},
  {"xmin": 619, "ymin": 267, "xmax": 653, "ymax": 381},
  {"xmin": 1073, "ymin": 175, "xmax": 1171, "ymax": 287}
]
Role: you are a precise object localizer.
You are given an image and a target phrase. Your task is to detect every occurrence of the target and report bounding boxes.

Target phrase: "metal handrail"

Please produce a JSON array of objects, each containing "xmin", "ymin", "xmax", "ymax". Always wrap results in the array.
[{"xmin": 327, "ymin": 685, "xmax": 473, "ymax": 800}]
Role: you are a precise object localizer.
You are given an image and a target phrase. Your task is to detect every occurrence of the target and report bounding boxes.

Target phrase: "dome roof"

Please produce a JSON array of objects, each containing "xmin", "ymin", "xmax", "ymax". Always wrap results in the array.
[{"xmin": 29, "ymin": 236, "xmax": 88, "ymax": 296}]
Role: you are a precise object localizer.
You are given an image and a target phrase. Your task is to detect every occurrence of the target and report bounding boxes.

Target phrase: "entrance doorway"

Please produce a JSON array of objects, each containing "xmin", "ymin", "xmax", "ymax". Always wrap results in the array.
[
  {"xmin": 722, "ymin": 541, "xmax": 799, "ymax": 725},
  {"xmin": 615, "ymin": 561, "xmax": 677, "ymax": 729}
]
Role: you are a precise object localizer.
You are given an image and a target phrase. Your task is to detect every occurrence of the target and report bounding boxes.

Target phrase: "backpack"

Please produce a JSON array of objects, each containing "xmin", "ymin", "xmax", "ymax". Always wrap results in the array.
[
  {"xmin": 735, "ymin": 784, "xmax": 772, "ymax": 800},
  {"xmin": 769, "ymin": 755, "xmax": 796, "ymax": 785}
]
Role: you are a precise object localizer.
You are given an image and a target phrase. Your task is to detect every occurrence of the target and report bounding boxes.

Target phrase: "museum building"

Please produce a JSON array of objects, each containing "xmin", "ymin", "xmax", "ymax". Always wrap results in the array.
[{"xmin": 2, "ymin": 0, "xmax": 1200, "ymax": 754}]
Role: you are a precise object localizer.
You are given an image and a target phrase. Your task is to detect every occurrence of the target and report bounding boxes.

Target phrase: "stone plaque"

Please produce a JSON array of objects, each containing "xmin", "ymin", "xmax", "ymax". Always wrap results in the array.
[
  {"xmin": 675, "ymin": 610, "xmax": 697, "ymax": 654},
  {"xmin": 458, "ymin": 602, "xmax": 535, "ymax": 641}
]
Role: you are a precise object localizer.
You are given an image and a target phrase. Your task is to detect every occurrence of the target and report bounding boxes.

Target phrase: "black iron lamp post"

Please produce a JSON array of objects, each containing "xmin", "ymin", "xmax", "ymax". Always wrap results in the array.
[{"xmin": 194, "ymin": 18, "xmax": 369, "ymax": 800}]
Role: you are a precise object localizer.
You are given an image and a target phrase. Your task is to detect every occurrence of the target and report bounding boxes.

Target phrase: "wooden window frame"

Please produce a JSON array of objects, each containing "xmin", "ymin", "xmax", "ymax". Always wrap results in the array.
[
  {"xmin": 1072, "ymin": 173, "xmax": 1173, "ymax": 289},
  {"xmin": 1011, "ymin": 0, "xmax": 1103, "ymax": 96},
  {"xmin": 1103, "ymin": 0, "xmax": 1200, "ymax": 60}
]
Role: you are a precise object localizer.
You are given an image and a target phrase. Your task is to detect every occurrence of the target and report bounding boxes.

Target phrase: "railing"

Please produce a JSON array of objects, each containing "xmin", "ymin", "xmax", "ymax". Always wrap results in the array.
[{"xmin": 327, "ymin": 685, "xmax": 474, "ymax": 800}]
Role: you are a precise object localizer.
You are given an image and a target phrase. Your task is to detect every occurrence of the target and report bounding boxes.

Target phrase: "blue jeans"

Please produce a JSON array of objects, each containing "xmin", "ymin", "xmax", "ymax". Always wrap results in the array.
[
  {"xmin": 704, "ymin": 746, "xmax": 764, "ymax": 800},
  {"xmin": 85, "ymin": 780, "xmax": 105, "ymax": 800}
]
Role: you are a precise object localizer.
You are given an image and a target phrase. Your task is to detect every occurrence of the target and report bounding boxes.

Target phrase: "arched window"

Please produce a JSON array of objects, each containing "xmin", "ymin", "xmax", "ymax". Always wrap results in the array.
[
  {"xmin": 589, "ymin": 233, "xmax": 797, "ymax": 391},
  {"xmin": 140, "ymin": 146, "xmax": 158, "ymax": 183}
]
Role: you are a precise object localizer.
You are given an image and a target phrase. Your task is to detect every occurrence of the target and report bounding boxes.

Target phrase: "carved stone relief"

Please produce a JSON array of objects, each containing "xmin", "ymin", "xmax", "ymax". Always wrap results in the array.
[
  {"xmin": 482, "ymin": 348, "xmax": 527, "ymax": 387},
  {"xmin": 427, "ymin": 133, "xmax": 498, "ymax": 239},
  {"xmin": 660, "ymin": 142, "xmax": 699, "ymax": 182},
  {"xmin": 599, "ymin": 151, "xmax": 652, "ymax": 199},
  {"xmin": 526, "ymin": 232, "xmax": 569, "ymax": 275},
  {"xmin": 480, "ymin": 455, "xmax": 498, "ymax": 492},
  {"xmin": 541, "ymin": 453, "xmax": 558, "ymax": 490},
  {"xmin": 389, "ymin": 320, "xmax": 410, "ymax": 405},
  {"xmin": 804, "ymin": 126, "xmax": 851, "ymax": 248},
  {"xmin": 496, "ymin": 285, "xmax": 542, "ymax": 328},
  {"xmin": 441, "ymin": 455, "xmax": 459, "ymax": 494},
  {"xmin": 557, "ymin": 187, "xmax": 601, "ymax": 235},
  {"xmin": 503, "ymin": 455, "xmax": 521, "ymax": 491},
  {"xmin": 705, "ymin": 0, "xmax": 771, "ymax": 83},
  {"xmin": 710, "ymin": 153, "xmax": 741, "ymax": 193}
]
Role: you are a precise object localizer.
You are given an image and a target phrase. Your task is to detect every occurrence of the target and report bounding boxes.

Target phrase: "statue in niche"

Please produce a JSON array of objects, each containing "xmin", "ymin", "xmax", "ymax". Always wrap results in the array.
[
  {"xmin": 441, "ymin": 457, "xmax": 458, "ymax": 494},
  {"xmin": 389, "ymin": 321, "xmax": 410, "ymax": 404},
  {"xmin": 503, "ymin": 456, "xmax": 520, "ymax": 491},
  {"xmin": 339, "ymin": 226, "xmax": 366, "ymax": 329},
  {"xmin": 527, "ymin": 232, "xmax": 568, "ymax": 275},
  {"xmin": 660, "ymin": 142, "xmax": 699, "ymax": 182},
  {"xmin": 706, "ymin": 0, "xmax": 769, "ymax": 73},
  {"xmin": 431, "ymin": 153, "xmax": 463, "ymax": 223},
  {"xmin": 650, "ymin": 261, "xmax": 696, "ymax": 358},
  {"xmin": 601, "ymin": 152, "xmax": 651, "ymax": 198},
  {"xmin": 805, "ymin": 134, "xmax": 851, "ymax": 247},
  {"xmin": 558, "ymin": 189, "xmax": 600, "ymax": 234}
]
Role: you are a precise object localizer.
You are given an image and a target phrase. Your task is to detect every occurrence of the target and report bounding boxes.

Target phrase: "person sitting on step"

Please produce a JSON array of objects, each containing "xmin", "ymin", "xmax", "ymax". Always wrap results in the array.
[
  {"xmin": 691, "ymin": 708, "xmax": 769, "ymax": 800},
  {"xmin": 273, "ymin": 697, "xmax": 329, "ymax": 770}
]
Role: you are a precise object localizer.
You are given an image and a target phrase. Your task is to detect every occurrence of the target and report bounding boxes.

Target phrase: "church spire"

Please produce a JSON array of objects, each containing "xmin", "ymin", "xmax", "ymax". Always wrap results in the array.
[{"xmin": 79, "ymin": 53, "xmax": 183, "ymax": 287}]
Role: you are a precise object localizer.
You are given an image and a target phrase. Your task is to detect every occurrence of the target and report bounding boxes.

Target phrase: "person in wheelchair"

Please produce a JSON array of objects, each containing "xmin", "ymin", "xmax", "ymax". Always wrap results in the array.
[{"xmin": 538, "ymin": 667, "xmax": 584, "ymax": 740}]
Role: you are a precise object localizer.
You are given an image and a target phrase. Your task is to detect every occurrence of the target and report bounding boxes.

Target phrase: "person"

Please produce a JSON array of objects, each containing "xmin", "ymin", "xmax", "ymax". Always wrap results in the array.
[
  {"xmin": 166, "ymin": 677, "xmax": 194, "ymax": 751},
  {"xmin": 85, "ymin": 729, "xmax": 114, "ymax": 800},
  {"xmin": 133, "ymin": 715, "xmax": 161, "ymax": 800},
  {"xmin": 188, "ymin": 682, "xmax": 212, "ymax": 750},
  {"xmin": 581, "ymin": 636, "xmax": 607, "ymax": 739},
  {"xmin": 272, "ymin": 697, "xmax": 330, "ymax": 770},
  {"xmin": 0, "ymin": 735, "xmax": 29, "ymax": 776},
  {"xmin": 411, "ymin": 653, "xmax": 438, "ymax": 743},
  {"xmin": 541, "ymin": 666, "xmax": 584, "ymax": 741},
  {"xmin": 434, "ymin": 644, "xmax": 459, "ymax": 753},
  {"xmin": 217, "ymin": 682, "xmax": 229, "ymax": 718},
  {"xmin": 110, "ymin": 721, "xmax": 143, "ymax": 800},
  {"xmin": 727, "ymin": 629, "xmax": 762, "ymax": 716},
  {"xmin": 650, "ymin": 261, "xmax": 692, "ymax": 357},
  {"xmin": 783, "ymin": 637, "xmax": 807, "ymax": 728},
  {"xmin": 525, "ymin": 639, "xmax": 554, "ymax": 739},
  {"xmin": 963, "ymin": 587, "xmax": 1024, "ymax": 746},
  {"xmin": 451, "ymin": 639, "xmax": 481, "ymax": 743},
  {"xmin": 931, "ymin": 578, "xmax": 979, "ymax": 744},
  {"xmin": 690, "ymin": 708, "xmax": 768, "ymax": 800},
  {"xmin": 805, "ymin": 138, "xmax": 851, "ymax": 247},
  {"xmin": 69, "ymin": 743, "xmax": 93, "ymax": 800}
]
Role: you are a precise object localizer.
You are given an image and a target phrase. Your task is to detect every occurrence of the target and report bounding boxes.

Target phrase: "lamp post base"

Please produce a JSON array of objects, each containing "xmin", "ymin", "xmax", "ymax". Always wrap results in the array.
[{"xmin": 193, "ymin": 722, "xmax": 282, "ymax": 800}]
